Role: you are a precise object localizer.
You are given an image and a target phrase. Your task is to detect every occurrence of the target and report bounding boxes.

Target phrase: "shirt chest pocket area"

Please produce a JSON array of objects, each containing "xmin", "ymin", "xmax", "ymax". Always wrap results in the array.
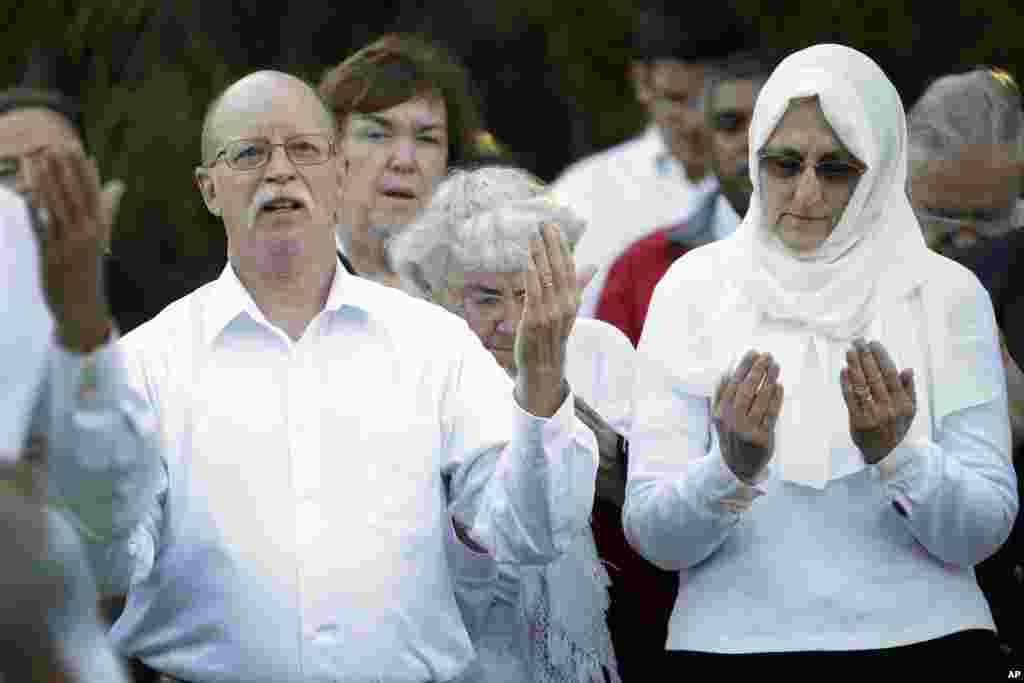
[{"xmin": 327, "ymin": 409, "xmax": 444, "ymax": 538}]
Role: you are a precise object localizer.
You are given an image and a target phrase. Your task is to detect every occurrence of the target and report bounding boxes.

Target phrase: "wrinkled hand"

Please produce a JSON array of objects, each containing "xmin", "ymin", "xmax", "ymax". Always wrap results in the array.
[
  {"xmin": 575, "ymin": 396, "xmax": 626, "ymax": 507},
  {"xmin": 840, "ymin": 339, "xmax": 916, "ymax": 465},
  {"xmin": 32, "ymin": 149, "xmax": 115, "ymax": 353},
  {"xmin": 713, "ymin": 351, "xmax": 783, "ymax": 483},
  {"xmin": 514, "ymin": 223, "xmax": 579, "ymax": 417}
]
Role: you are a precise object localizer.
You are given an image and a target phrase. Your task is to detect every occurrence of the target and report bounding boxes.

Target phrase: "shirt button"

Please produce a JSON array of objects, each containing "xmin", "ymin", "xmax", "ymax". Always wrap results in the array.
[{"xmin": 78, "ymin": 361, "xmax": 99, "ymax": 402}]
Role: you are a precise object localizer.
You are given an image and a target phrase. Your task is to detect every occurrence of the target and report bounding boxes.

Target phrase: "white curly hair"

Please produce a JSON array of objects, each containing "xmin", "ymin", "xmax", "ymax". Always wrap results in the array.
[{"xmin": 388, "ymin": 165, "xmax": 586, "ymax": 300}]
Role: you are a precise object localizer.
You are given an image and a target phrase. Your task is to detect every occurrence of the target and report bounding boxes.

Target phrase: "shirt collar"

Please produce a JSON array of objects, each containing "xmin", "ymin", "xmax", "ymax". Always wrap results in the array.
[
  {"xmin": 200, "ymin": 258, "xmax": 377, "ymax": 347},
  {"xmin": 644, "ymin": 126, "xmax": 677, "ymax": 178},
  {"xmin": 667, "ymin": 190, "xmax": 721, "ymax": 246}
]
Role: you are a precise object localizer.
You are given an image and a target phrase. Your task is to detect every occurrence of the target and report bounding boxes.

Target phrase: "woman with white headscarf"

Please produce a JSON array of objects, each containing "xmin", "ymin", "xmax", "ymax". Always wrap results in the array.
[
  {"xmin": 390, "ymin": 166, "xmax": 629, "ymax": 682},
  {"xmin": 624, "ymin": 43, "xmax": 1019, "ymax": 663}
]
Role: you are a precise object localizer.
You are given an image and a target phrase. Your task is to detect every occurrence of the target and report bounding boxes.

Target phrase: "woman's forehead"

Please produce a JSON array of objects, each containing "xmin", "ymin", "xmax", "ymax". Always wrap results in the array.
[
  {"xmin": 348, "ymin": 95, "xmax": 448, "ymax": 131},
  {"xmin": 764, "ymin": 97, "xmax": 848, "ymax": 153}
]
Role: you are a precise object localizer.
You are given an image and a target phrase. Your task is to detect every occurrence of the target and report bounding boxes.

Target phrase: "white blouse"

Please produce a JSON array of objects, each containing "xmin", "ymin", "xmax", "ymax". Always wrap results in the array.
[{"xmin": 623, "ymin": 242, "xmax": 1018, "ymax": 653}]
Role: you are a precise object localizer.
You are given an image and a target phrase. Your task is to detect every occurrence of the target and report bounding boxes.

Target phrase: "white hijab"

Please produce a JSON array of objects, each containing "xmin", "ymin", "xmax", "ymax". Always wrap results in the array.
[{"xmin": 678, "ymin": 45, "xmax": 939, "ymax": 488}]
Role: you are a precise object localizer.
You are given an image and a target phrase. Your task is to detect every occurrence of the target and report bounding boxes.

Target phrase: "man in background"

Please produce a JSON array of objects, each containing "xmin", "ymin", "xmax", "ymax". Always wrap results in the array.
[
  {"xmin": 596, "ymin": 50, "xmax": 777, "ymax": 346},
  {"xmin": 44, "ymin": 69, "xmax": 596, "ymax": 683},
  {"xmin": 551, "ymin": 2, "xmax": 751, "ymax": 315}
]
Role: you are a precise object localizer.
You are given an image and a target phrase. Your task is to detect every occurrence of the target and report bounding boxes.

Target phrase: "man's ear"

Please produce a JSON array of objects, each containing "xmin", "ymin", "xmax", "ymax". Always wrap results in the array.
[
  {"xmin": 630, "ymin": 60, "xmax": 652, "ymax": 105},
  {"xmin": 195, "ymin": 167, "xmax": 221, "ymax": 217}
]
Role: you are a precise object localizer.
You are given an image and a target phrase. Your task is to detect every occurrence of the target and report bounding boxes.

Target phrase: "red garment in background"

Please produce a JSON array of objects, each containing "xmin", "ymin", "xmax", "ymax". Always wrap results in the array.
[
  {"xmin": 595, "ymin": 225, "xmax": 692, "ymax": 347},
  {"xmin": 591, "ymin": 500, "xmax": 677, "ymax": 678},
  {"xmin": 592, "ymin": 214, "xmax": 713, "ymax": 676}
]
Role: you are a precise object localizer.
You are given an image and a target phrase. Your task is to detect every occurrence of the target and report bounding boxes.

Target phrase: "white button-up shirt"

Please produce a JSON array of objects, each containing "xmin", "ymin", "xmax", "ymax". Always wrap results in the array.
[
  {"xmin": 551, "ymin": 126, "xmax": 718, "ymax": 316},
  {"xmin": 99, "ymin": 262, "xmax": 597, "ymax": 683}
]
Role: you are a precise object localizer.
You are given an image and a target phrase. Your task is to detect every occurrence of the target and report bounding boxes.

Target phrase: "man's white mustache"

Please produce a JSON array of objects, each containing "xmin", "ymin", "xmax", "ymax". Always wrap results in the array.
[{"xmin": 245, "ymin": 186, "xmax": 314, "ymax": 228}]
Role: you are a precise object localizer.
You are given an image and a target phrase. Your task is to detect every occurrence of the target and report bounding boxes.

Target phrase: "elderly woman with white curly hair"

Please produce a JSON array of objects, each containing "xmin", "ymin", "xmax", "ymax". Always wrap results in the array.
[{"xmin": 390, "ymin": 166, "xmax": 632, "ymax": 682}]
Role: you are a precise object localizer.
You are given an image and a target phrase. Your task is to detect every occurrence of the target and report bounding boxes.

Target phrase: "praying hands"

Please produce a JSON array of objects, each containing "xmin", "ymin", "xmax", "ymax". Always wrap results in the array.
[
  {"xmin": 713, "ymin": 350, "xmax": 785, "ymax": 484},
  {"xmin": 840, "ymin": 339, "xmax": 917, "ymax": 465}
]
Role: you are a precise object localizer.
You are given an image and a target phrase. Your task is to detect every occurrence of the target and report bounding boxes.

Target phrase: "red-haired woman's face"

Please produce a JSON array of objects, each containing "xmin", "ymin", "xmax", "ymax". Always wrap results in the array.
[{"xmin": 339, "ymin": 95, "xmax": 449, "ymax": 231}]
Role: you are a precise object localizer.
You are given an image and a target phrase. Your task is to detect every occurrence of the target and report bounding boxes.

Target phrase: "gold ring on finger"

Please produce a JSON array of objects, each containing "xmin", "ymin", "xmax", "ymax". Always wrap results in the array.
[{"xmin": 541, "ymin": 276, "xmax": 554, "ymax": 288}]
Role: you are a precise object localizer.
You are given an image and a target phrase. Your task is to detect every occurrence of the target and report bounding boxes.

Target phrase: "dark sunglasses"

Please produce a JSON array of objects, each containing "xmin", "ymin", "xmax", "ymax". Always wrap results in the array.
[{"xmin": 757, "ymin": 150, "xmax": 866, "ymax": 184}]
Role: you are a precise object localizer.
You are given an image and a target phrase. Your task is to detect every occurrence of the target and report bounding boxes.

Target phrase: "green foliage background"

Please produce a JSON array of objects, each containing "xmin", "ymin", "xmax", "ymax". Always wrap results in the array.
[{"xmin": 2, "ymin": 0, "xmax": 1020, "ymax": 329}]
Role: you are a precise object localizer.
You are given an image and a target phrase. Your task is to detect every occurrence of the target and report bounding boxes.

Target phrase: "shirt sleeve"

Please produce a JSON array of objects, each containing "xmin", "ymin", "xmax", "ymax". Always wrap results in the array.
[
  {"xmin": 872, "ymin": 264, "xmax": 1020, "ymax": 568},
  {"xmin": 623, "ymin": 256, "xmax": 767, "ymax": 571},
  {"xmin": 875, "ymin": 402, "xmax": 1017, "ymax": 568},
  {"xmin": 622, "ymin": 370, "xmax": 768, "ymax": 571},
  {"xmin": 442, "ymin": 324, "xmax": 599, "ymax": 567},
  {"xmin": 43, "ymin": 336, "xmax": 168, "ymax": 596},
  {"xmin": 0, "ymin": 192, "xmax": 52, "ymax": 456}
]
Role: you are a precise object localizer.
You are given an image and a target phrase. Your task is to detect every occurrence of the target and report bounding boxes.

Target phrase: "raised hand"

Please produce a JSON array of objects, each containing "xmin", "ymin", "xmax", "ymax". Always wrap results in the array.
[
  {"xmin": 514, "ymin": 223, "xmax": 579, "ymax": 417},
  {"xmin": 32, "ymin": 148, "xmax": 114, "ymax": 353},
  {"xmin": 840, "ymin": 339, "xmax": 916, "ymax": 465},
  {"xmin": 713, "ymin": 350, "xmax": 784, "ymax": 483}
]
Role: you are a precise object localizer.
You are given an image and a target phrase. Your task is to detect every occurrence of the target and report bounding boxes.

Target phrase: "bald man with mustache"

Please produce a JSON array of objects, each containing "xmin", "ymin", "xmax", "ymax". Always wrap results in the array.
[{"xmin": 45, "ymin": 70, "xmax": 597, "ymax": 683}]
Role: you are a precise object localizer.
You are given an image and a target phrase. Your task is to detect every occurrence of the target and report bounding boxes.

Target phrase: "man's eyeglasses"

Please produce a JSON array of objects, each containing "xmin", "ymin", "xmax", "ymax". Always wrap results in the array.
[
  {"xmin": 205, "ymin": 134, "xmax": 334, "ymax": 171},
  {"xmin": 757, "ymin": 150, "xmax": 866, "ymax": 185},
  {"xmin": 914, "ymin": 204, "xmax": 1016, "ymax": 244}
]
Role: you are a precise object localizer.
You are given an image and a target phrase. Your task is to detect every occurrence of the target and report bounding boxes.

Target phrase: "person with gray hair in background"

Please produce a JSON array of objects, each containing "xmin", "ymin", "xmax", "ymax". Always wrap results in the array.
[
  {"xmin": 907, "ymin": 67, "xmax": 1024, "ymax": 366},
  {"xmin": 908, "ymin": 67, "xmax": 1023, "ymax": 259},
  {"xmin": 908, "ymin": 66, "xmax": 1024, "ymax": 662},
  {"xmin": 390, "ymin": 166, "xmax": 633, "ymax": 682}
]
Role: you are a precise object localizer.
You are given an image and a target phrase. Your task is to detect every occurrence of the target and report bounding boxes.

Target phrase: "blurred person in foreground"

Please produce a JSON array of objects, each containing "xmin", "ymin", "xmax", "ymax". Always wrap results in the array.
[
  {"xmin": 908, "ymin": 66, "xmax": 1024, "ymax": 661},
  {"xmin": 596, "ymin": 50, "xmax": 778, "ymax": 346},
  {"xmin": 391, "ymin": 165, "xmax": 632, "ymax": 682},
  {"xmin": 0, "ymin": 184, "xmax": 144, "ymax": 683},
  {"xmin": 625, "ymin": 44, "xmax": 1017, "ymax": 667},
  {"xmin": 0, "ymin": 87, "xmax": 162, "ymax": 682},
  {"xmin": 319, "ymin": 33, "xmax": 488, "ymax": 286},
  {"xmin": 551, "ymin": 2, "xmax": 751, "ymax": 315},
  {"xmin": 61, "ymin": 69, "xmax": 596, "ymax": 682},
  {"xmin": 0, "ymin": 478, "xmax": 128, "ymax": 683}
]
